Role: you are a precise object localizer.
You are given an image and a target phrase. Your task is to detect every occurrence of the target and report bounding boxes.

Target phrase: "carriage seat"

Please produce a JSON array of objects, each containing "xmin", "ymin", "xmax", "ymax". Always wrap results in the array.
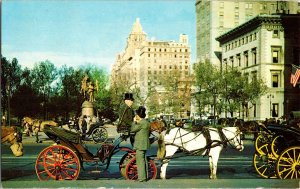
[{"xmin": 44, "ymin": 125, "xmax": 80, "ymax": 144}]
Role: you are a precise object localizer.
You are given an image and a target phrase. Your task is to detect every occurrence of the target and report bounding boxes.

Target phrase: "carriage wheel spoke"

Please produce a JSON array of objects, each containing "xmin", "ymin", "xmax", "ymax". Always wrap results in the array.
[{"xmin": 283, "ymin": 168, "xmax": 293, "ymax": 179}]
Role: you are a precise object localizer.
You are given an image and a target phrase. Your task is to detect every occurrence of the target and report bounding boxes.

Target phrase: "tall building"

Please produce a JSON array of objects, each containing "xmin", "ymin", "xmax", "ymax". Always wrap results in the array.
[
  {"xmin": 195, "ymin": 0, "xmax": 300, "ymax": 65},
  {"xmin": 216, "ymin": 14, "xmax": 300, "ymax": 120},
  {"xmin": 111, "ymin": 18, "xmax": 192, "ymax": 117}
]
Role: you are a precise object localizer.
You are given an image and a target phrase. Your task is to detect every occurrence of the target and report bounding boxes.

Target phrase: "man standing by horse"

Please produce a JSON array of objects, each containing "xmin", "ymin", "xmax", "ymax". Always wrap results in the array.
[{"xmin": 131, "ymin": 106, "xmax": 150, "ymax": 182}]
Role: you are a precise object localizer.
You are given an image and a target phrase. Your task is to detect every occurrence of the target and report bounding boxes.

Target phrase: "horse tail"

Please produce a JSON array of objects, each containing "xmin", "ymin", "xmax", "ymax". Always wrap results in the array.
[{"xmin": 157, "ymin": 131, "xmax": 166, "ymax": 160}]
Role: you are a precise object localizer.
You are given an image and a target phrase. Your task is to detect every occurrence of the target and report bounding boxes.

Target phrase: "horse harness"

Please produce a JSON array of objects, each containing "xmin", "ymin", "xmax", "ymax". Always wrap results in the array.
[{"xmin": 164, "ymin": 127, "xmax": 240, "ymax": 158}]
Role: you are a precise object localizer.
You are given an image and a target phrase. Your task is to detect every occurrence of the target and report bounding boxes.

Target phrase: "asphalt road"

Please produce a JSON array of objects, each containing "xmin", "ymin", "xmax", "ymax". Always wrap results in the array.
[{"xmin": 1, "ymin": 126, "xmax": 300, "ymax": 188}]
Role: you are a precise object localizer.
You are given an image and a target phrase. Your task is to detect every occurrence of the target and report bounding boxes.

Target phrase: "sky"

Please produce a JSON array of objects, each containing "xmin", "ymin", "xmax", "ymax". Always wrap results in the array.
[{"xmin": 2, "ymin": 0, "xmax": 196, "ymax": 72}]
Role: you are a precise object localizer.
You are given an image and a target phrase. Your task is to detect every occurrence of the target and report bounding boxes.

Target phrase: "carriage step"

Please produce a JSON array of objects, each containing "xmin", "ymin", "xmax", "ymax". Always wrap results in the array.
[{"xmin": 83, "ymin": 158, "xmax": 99, "ymax": 162}]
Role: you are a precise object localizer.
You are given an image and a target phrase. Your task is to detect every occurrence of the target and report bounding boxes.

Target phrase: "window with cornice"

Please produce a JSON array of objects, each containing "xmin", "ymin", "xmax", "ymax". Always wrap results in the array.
[
  {"xmin": 271, "ymin": 72, "xmax": 280, "ymax": 88},
  {"xmin": 273, "ymin": 30, "xmax": 279, "ymax": 38},
  {"xmin": 252, "ymin": 48, "xmax": 257, "ymax": 65},
  {"xmin": 244, "ymin": 51, "xmax": 249, "ymax": 67},
  {"xmin": 236, "ymin": 54, "xmax": 241, "ymax": 67},
  {"xmin": 271, "ymin": 47, "xmax": 281, "ymax": 63},
  {"xmin": 230, "ymin": 57, "xmax": 234, "ymax": 67}
]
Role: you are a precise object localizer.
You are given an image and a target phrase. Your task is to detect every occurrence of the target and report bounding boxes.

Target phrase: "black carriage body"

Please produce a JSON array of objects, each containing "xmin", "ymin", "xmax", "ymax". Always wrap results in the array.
[
  {"xmin": 43, "ymin": 125, "xmax": 97, "ymax": 162},
  {"xmin": 267, "ymin": 124, "xmax": 300, "ymax": 145},
  {"xmin": 86, "ymin": 121, "xmax": 104, "ymax": 135}
]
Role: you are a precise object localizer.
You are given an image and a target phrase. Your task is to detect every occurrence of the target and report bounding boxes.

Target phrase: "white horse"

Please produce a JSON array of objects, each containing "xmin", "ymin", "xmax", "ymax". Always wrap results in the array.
[{"xmin": 159, "ymin": 127, "xmax": 244, "ymax": 179}]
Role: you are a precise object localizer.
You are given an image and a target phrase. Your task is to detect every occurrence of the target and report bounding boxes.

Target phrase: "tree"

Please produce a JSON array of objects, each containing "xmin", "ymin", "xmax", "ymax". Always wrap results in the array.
[
  {"xmin": 1, "ymin": 57, "xmax": 22, "ymax": 124},
  {"xmin": 158, "ymin": 70, "xmax": 192, "ymax": 118},
  {"xmin": 31, "ymin": 60, "xmax": 57, "ymax": 120},
  {"xmin": 193, "ymin": 60, "xmax": 221, "ymax": 118},
  {"xmin": 193, "ymin": 60, "xmax": 267, "ymax": 119}
]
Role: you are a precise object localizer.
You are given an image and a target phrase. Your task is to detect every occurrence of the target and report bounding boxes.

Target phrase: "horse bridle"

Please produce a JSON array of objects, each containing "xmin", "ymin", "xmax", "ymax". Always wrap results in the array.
[{"xmin": 220, "ymin": 128, "xmax": 243, "ymax": 149}]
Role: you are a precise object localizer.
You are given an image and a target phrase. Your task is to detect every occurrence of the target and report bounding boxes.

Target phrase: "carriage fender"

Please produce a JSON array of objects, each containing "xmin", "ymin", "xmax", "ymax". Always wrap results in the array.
[{"xmin": 119, "ymin": 147, "xmax": 135, "ymax": 153}]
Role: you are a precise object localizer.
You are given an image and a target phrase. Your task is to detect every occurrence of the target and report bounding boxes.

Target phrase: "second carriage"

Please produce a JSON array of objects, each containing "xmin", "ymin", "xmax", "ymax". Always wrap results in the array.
[{"xmin": 253, "ymin": 111, "xmax": 300, "ymax": 179}]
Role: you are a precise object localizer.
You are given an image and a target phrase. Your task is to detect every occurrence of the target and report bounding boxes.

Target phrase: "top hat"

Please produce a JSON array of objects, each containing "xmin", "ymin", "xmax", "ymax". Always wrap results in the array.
[
  {"xmin": 136, "ymin": 106, "xmax": 146, "ymax": 118},
  {"xmin": 124, "ymin": 93, "xmax": 134, "ymax": 101}
]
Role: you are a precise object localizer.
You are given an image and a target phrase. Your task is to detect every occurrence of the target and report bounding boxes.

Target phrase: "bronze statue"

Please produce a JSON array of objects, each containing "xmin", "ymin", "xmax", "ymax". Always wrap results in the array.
[{"xmin": 81, "ymin": 75, "xmax": 98, "ymax": 102}]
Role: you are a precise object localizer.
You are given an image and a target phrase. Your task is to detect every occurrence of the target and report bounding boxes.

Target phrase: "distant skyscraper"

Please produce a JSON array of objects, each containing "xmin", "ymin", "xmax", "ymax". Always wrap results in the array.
[
  {"xmin": 195, "ymin": 0, "xmax": 300, "ymax": 65},
  {"xmin": 111, "ymin": 18, "xmax": 192, "ymax": 117}
]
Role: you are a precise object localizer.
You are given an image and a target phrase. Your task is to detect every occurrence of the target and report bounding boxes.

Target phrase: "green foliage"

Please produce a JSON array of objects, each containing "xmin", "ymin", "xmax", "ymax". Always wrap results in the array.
[
  {"xmin": 1, "ymin": 56, "xmax": 114, "ymax": 122},
  {"xmin": 193, "ymin": 60, "xmax": 267, "ymax": 118}
]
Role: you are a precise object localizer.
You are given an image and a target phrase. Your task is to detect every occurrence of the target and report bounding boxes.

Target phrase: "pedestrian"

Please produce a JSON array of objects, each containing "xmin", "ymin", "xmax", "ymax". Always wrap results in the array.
[
  {"xmin": 118, "ymin": 93, "xmax": 135, "ymax": 139},
  {"xmin": 131, "ymin": 106, "xmax": 150, "ymax": 182},
  {"xmin": 81, "ymin": 115, "xmax": 87, "ymax": 140}
]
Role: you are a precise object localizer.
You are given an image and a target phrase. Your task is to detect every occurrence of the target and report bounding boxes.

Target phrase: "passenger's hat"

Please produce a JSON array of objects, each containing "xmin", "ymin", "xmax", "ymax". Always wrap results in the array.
[
  {"xmin": 124, "ymin": 93, "xmax": 134, "ymax": 101},
  {"xmin": 136, "ymin": 106, "xmax": 146, "ymax": 118}
]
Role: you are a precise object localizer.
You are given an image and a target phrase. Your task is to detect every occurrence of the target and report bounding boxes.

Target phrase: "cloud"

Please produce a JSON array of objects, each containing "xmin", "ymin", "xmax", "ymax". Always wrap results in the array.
[{"xmin": 2, "ymin": 50, "xmax": 115, "ymax": 71}]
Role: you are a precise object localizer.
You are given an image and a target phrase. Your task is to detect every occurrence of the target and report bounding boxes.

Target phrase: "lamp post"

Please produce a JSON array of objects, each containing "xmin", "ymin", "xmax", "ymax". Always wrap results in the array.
[
  {"xmin": 6, "ymin": 79, "xmax": 11, "ymax": 126},
  {"xmin": 213, "ymin": 88, "xmax": 217, "ymax": 125},
  {"xmin": 267, "ymin": 94, "xmax": 274, "ymax": 117}
]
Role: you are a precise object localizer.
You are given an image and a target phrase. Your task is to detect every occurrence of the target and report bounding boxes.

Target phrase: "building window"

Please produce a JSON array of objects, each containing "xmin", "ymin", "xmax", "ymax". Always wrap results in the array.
[
  {"xmin": 235, "ymin": 3, "xmax": 239, "ymax": 9},
  {"xmin": 252, "ymin": 71, "xmax": 257, "ymax": 81},
  {"xmin": 272, "ymin": 74, "xmax": 279, "ymax": 87},
  {"xmin": 220, "ymin": 2, "xmax": 224, "ymax": 8},
  {"xmin": 230, "ymin": 57, "xmax": 234, "ymax": 67},
  {"xmin": 252, "ymin": 48, "xmax": 257, "ymax": 65},
  {"xmin": 244, "ymin": 51, "xmax": 248, "ymax": 67},
  {"xmin": 245, "ymin": 3, "xmax": 252, "ymax": 9},
  {"xmin": 272, "ymin": 47, "xmax": 281, "ymax": 63},
  {"xmin": 272, "ymin": 103, "xmax": 279, "ymax": 117},
  {"xmin": 273, "ymin": 30, "xmax": 279, "ymax": 38},
  {"xmin": 236, "ymin": 54, "xmax": 241, "ymax": 67}
]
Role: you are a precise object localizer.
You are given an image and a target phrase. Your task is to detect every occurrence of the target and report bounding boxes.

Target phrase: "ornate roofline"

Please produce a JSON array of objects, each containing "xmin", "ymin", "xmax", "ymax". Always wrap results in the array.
[{"xmin": 216, "ymin": 14, "xmax": 282, "ymax": 44}]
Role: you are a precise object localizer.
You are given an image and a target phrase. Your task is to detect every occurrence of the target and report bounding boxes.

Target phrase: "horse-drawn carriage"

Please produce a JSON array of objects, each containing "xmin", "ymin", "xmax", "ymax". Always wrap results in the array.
[
  {"xmin": 34, "ymin": 118, "xmax": 244, "ymax": 181},
  {"xmin": 253, "ymin": 111, "xmax": 300, "ymax": 179},
  {"xmin": 22, "ymin": 116, "xmax": 109, "ymax": 144},
  {"xmin": 35, "ymin": 121, "xmax": 164, "ymax": 181}
]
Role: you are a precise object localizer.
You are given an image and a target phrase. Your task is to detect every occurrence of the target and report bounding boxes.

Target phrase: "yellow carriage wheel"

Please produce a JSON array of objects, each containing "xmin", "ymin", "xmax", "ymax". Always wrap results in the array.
[
  {"xmin": 276, "ymin": 146, "xmax": 300, "ymax": 179},
  {"xmin": 271, "ymin": 135, "xmax": 288, "ymax": 159},
  {"xmin": 253, "ymin": 144, "xmax": 277, "ymax": 178},
  {"xmin": 255, "ymin": 134, "xmax": 272, "ymax": 155}
]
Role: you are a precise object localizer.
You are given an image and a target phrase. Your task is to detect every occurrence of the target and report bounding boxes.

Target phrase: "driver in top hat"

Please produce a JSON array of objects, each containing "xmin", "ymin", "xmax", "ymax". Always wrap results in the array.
[{"xmin": 118, "ymin": 93, "xmax": 135, "ymax": 137}]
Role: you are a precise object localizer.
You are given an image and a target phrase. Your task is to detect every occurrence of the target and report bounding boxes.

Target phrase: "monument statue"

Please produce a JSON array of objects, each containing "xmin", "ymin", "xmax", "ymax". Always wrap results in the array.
[{"xmin": 80, "ymin": 75, "xmax": 99, "ymax": 102}]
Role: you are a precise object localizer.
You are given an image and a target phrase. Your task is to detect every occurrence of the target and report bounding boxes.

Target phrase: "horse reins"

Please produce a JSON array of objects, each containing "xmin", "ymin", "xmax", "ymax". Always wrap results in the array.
[{"xmin": 165, "ymin": 127, "xmax": 242, "ymax": 153}]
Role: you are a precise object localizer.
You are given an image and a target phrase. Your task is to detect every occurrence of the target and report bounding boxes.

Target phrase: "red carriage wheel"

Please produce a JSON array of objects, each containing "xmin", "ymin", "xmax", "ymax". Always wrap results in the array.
[
  {"xmin": 124, "ymin": 156, "xmax": 157, "ymax": 180},
  {"xmin": 35, "ymin": 145, "xmax": 81, "ymax": 181}
]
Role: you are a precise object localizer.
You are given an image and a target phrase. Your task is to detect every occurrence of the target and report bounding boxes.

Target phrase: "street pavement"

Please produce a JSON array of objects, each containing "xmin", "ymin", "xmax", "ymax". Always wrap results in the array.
[{"xmin": 2, "ymin": 125, "xmax": 300, "ymax": 188}]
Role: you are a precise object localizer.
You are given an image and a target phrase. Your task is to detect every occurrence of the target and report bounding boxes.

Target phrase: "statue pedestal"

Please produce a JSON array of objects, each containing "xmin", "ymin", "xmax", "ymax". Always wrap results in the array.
[{"xmin": 81, "ymin": 101, "xmax": 94, "ymax": 117}]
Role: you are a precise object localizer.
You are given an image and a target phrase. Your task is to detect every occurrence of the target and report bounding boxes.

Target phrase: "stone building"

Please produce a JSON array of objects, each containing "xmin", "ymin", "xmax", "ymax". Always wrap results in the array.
[
  {"xmin": 110, "ymin": 18, "xmax": 192, "ymax": 117},
  {"xmin": 195, "ymin": 0, "xmax": 300, "ymax": 65},
  {"xmin": 216, "ymin": 14, "xmax": 300, "ymax": 120}
]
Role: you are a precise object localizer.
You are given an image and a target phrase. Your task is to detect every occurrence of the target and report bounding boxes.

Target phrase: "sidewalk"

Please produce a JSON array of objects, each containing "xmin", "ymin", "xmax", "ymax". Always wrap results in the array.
[{"xmin": 21, "ymin": 124, "xmax": 120, "ymax": 144}]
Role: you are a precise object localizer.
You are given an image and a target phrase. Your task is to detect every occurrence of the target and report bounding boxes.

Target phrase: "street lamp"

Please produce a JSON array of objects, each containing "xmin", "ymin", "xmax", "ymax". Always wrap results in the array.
[
  {"xmin": 6, "ymin": 79, "xmax": 11, "ymax": 126},
  {"xmin": 267, "ymin": 94, "xmax": 274, "ymax": 117},
  {"xmin": 213, "ymin": 88, "xmax": 217, "ymax": 125}
]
